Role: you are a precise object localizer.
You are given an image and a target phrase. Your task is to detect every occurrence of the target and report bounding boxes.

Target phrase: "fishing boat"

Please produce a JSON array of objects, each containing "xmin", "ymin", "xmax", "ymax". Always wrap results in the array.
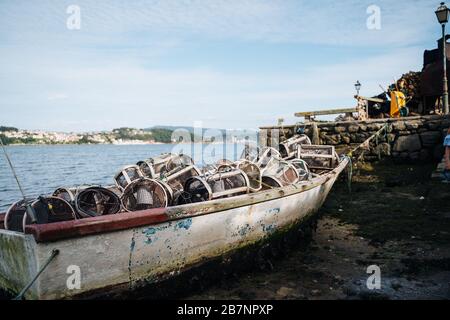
[{"xmin": 0, "ymin": 138, "xmax": 349, "ymax": 300}]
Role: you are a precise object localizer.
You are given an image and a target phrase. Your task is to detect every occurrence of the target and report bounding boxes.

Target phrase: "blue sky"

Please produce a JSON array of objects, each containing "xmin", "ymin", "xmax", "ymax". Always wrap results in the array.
[{"xmin": 0, "ymin": 0, "xmax": 443, "ymax": 132}]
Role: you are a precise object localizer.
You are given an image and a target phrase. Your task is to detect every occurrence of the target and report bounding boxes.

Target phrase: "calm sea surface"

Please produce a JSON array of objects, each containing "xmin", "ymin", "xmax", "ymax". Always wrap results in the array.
[{"xmin": 0, "ymin": 143, "xmax": 244, "ymax": 211}]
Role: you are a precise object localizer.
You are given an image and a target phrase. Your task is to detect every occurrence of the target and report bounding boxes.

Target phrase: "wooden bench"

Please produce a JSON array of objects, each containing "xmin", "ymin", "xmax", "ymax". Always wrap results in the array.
[
  {"xmin": 294, "ymin": 107, "xmax": 358, "ymax": 122},
  {"xmin": 294, "ymin": 96, "xmax": 385, "ymax": 122}
]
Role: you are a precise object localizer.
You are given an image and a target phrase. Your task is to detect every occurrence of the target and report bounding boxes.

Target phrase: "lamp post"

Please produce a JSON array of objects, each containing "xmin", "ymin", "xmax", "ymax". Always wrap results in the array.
[
  {"xmin": 436, "ymin": 2, "xmax": 450, "ymax": 114},
  {"xmin": 355, "ymin": 81, "xmax": 361, "ymax": 96}
]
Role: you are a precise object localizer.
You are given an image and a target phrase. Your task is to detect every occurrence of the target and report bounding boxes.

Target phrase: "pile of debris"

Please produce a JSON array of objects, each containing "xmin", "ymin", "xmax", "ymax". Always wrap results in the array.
[
  {"xmin": 4, "ymin": 135, "xmax": 342, "ymax": 233},
  {"xmin": 390, "ymin": 71, "xmax": 421, "ymax": 99}
]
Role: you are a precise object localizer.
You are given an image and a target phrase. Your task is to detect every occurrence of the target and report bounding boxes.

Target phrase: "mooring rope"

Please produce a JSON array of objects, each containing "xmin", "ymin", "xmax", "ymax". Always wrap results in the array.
[
  {"xmin": 343, "ymin": 155, "xmax": 353, "ymax": 193},
  {"xmin": 343, "ymin": 123, "xmax": 391, "ymax": 193},
  {"xmin": 14, "ymin": 249, "xmax": 60, "ymax": 300},
  {"xmin": 347, "ymin": 123, "xmax": 390, "ymax": 158}
]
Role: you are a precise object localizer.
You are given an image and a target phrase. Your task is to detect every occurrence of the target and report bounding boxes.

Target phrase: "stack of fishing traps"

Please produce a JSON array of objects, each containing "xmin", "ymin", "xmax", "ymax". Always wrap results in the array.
[{"xmin": 4, "ymin": 134, "xmax": 340, "ymax": 232}]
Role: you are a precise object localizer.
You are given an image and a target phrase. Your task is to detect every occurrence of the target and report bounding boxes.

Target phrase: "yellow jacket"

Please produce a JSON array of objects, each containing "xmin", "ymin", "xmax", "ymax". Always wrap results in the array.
[{"xmin": 390, "ymin": 91, "xmax": 406, "ymax": 118}]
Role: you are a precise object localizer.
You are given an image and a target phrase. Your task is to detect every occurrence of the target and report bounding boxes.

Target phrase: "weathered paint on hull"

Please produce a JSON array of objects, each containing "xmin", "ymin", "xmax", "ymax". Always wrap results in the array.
[{"xmin": 0, "ymin": 160, "xmax": 347, "ymax": 299}]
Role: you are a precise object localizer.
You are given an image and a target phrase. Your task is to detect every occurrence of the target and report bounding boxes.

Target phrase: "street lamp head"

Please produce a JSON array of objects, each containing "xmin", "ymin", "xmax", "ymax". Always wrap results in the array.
[
  {"xmin": 355, "ymin": 80, "xmax": 361, "ymax": 93},
  {"xmin": 436, "ymin": 2, "xmax": 450, "ymax": 25}
]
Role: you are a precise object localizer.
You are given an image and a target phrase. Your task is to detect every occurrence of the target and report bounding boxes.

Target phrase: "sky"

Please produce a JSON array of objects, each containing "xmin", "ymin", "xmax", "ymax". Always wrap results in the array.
[{"xmin": 0, "ymin": 0, "xmax": 444, "ymax": 132}]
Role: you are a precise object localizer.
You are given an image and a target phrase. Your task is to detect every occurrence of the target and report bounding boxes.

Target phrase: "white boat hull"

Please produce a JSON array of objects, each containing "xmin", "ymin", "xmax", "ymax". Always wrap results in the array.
[{"xmin": 0, "ymin": 159, "xmax": 348, "ymax": 299}]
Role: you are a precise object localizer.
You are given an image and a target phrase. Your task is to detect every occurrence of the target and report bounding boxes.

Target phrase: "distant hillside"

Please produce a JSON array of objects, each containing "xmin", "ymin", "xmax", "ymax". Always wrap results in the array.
[{"xmin": 146, "ymin": 126, "xmax": 258, "ymax": 142}]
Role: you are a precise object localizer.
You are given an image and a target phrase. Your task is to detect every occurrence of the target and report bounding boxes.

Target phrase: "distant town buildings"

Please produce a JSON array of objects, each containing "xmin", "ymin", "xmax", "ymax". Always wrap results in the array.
[
  {"xmin": 0, "ymin": 126, "xmax": 257, "ymax": 145},
  {"xmin": 0, "ymin": 127, "xmax": 159, "ymax": 145}
]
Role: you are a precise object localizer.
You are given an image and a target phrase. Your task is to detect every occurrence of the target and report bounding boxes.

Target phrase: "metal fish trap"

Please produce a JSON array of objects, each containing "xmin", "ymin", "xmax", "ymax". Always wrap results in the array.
[
  {"xmin": 215, "ymin": 159, "xmax": 235, "ymax": 172},
  {"xmin": 121, "ymin": 178, "xmax": 168, "ymax": 212},
  {"xmin": 235, "ymin": 159, "xmax": 262, "ymax": 192},
  {"xmin": 200, "ymin": 164, "xmax": 218, "ymax": 177},
  {"xmin": 137, "ymin": 153, "xmax": 194, "ymax": 179},
  {"xmin": 137, "ymin": 154, "xmax": 200, "ymax": 204},
  {"xmin": 53, "ymin": 187, "xmax": 77, "ymax": 203},
  {"xmin": 5, "ymin": 196, "xmax": 77, "ymax": 232},
  {"xmin": 184, "ymin": 167, "xmax": 250, "ymax": 202},
  {"xmin": 289, "ymin": 159, "xmax": 310, "ymax": 181},
  {"xmin": 256, "ymin": 147, "xmax": 281, "ymax": 169},
  {"xmin": 240, "ymin": 144, "xmax": 260, "ymax": 163},
  {"xmin": 114, "ymin": 165, "xmax": 144, "ymax": 192},
  {"xmin": 164, "ymin": 165, "xmax": 201, "ymax": 196},
  {"xmin": 279, "ymin": 134, "xmax": 311, "ymax": 159},
  {"xmin": 261, "ymin": 158, "xmax": 300, "ymax": 189},
  {"xmin": 74, "ymin": 187, "xmax": 121, "ymax": 218}
]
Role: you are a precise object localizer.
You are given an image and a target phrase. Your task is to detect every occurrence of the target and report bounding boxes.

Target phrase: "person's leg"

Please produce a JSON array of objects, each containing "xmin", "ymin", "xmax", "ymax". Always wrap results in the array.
[{"xmin": 443, "ymin": 169, "xmax": 450, "ymax": 182}]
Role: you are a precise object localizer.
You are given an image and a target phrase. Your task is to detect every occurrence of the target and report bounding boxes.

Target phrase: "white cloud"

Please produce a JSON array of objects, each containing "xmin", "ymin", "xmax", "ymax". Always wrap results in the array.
[{"xmin": 0, "ymin": 42, "xmax": 422, "ymax": 131}]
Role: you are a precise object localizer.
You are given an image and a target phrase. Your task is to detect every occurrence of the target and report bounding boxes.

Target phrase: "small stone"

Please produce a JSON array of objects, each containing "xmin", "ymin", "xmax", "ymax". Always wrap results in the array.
[
  {"xmin": 405, "ymin": 121, "xmax": 421, "ymax": 130},
  {"xmin": 276, "ymin": 287, "xmax": 295, "ymax": 298},
  {"xmin": 348, "ymin": 125, "xmax": 360, "ymax": 133},
  {"xmin": 310, "ymin": 289, "xmax": 321, "ymax": 296},
  {"xmin": 392, "ymin": 121, "xmax": 406, "ymax": 131},
  {"xmin": 341, "ymin": 135, "xmax": 350, "ymax": 144},
  {"xmin": 367, "ymin": 123, "xmax": 383, "ymax": 131}
]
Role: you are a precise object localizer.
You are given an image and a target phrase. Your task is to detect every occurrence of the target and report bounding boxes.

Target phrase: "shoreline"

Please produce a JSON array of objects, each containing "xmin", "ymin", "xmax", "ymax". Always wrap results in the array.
[{"xmin": 3, "ymin": 141, "xmax": 248, "ymax": 147}]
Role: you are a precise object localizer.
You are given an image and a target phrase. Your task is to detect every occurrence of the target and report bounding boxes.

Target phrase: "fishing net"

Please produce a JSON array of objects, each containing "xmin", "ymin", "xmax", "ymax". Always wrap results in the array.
[{"xmin": 75, "ymin": 187, "xmax": 121, "ymax": 218}]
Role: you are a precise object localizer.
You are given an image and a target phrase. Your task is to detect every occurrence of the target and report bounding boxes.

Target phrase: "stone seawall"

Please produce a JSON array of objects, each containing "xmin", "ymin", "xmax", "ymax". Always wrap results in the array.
[{"xmin": 259, "ymin": 115, "xmax": 450, "ymax": 163}]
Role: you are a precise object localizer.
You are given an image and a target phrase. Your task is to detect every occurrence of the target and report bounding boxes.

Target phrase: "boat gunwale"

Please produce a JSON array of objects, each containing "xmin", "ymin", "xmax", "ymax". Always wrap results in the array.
[{"xmin": 1, "ymin": 159, "xmax": 348, "ymax": 243}]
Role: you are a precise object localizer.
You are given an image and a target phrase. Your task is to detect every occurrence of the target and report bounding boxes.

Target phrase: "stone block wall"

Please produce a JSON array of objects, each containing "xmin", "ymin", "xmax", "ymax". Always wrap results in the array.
[{"xmin": 259, "ymin": 115, "xmax": 450, "ymax": 163}]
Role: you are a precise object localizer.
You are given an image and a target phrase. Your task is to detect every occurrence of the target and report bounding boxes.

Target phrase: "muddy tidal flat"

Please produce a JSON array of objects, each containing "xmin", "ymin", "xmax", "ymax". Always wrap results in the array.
[{"xmin": 187, "ymin": 161, "xmax": 450, "ymax": 300}]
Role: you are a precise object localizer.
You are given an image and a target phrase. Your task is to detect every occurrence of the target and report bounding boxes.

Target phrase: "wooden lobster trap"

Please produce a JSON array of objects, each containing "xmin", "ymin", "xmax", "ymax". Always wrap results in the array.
[{"xmin": 297, "ymin": 145, "xmax": 339, "ymax": 171}]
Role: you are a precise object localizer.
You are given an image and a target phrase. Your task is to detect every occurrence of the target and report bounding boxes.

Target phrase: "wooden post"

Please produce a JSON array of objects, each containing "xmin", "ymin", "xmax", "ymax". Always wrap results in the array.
[{"xmin": 311, "ymin": 122, "xmax": 320, "ymax": 145}]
